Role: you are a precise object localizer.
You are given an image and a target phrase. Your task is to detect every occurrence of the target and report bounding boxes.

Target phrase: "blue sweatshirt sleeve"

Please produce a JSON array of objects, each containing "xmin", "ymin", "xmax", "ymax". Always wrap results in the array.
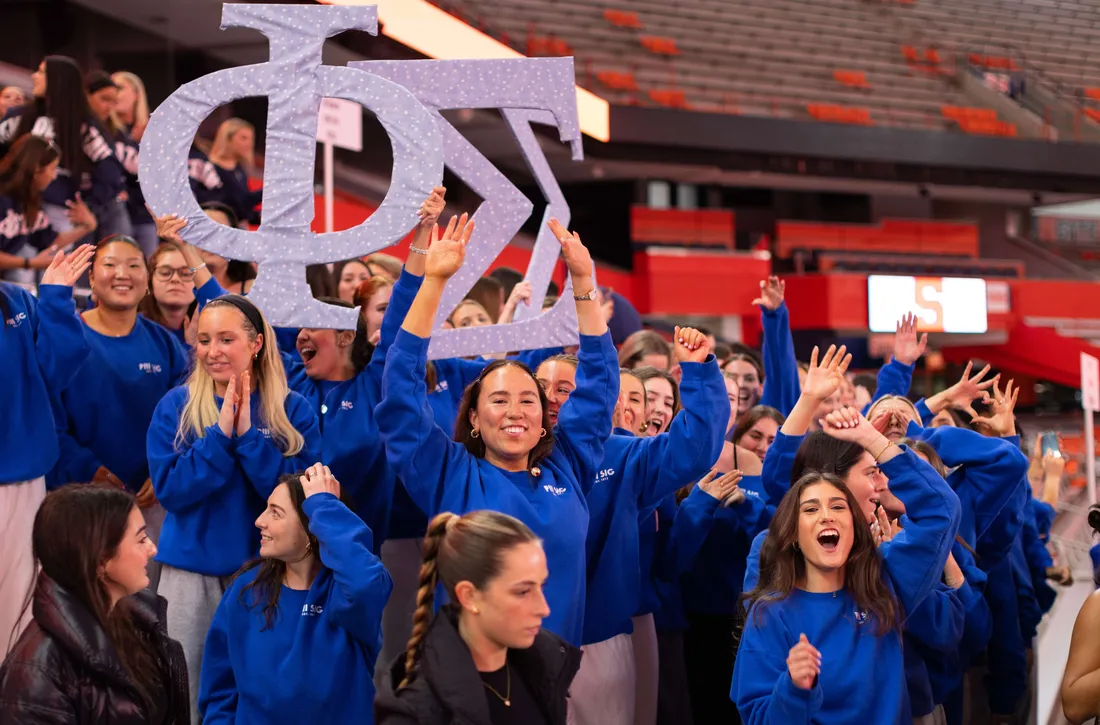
[
  {"xmin": 552, "ymin": 332, "xmax": 619, "ymax": 487},
  {"xmin": 33, "ymin": 285, "xmax": 90, "ymax": 389},
  {"xmin": 904, "ymin": 583, "xmax": 965, "ymax": 653},
  {"xmin": 377, "ymin": 329, "xmax": 473, "ymax": 516},
  {"xmin": 147, "ymin": 391, "xmax": 240, "ymax": 512},
  {"xmin": 878, "ymin": 447, "xmax": 962, "ymax": 617},
  {"xmin": 655, "ymin": 485, "xmax": 722, "ymax": 580},
  {"xmin": 869, "ymin": 359, "xmax": 914, "ymax": 407},
  {"xmin": 743, "ymin": 529, "xmax": 768, "ymax": 594},
  {"xmin": 194, "ymin": 277, "xmax": 230, "ymax": 308},
  {"xmin": 919, "ymin": 426, "xmax": 1028, "ymax": 545},
  {"xmin": 758, "ymin": 303, "xmax": 801, "ymax": 417},
  {"xmin": 368, "ymin": 268, "xmax": 421, "ymax": 391},
  {"xmin": 732, "ymin": 620, "xmax": 824, "ymax": 725},
  {"xmin": 197, "ymin": 599, "xmax": 238, "ymax": 724},
  {"xmin": 626, "ymin": 358, "xmax": 728, "ymax": 509},
  {"xmin": 762, "ymin": 431, "xmax": 804, "ymax": 506},
  {"xmin": 235, "ymin": 393, "xmax": 321, "ymax": 500},
  {"xmin": 514, "ymin": 346, "xmax": 563, "ymax": 372},
  {"xmin": 914, "ymin": 399, "xmax": 935, "ymax": 427},
  {"xmin": 303, "ymin": 493, "xmax": 392, "ymax": 657}
]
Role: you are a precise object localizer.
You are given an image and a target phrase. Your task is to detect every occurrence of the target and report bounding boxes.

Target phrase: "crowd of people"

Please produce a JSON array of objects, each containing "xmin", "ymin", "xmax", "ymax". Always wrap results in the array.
[{"xmin": 0, "ymin": 53, "xmax": 1093, "ymax": 725}]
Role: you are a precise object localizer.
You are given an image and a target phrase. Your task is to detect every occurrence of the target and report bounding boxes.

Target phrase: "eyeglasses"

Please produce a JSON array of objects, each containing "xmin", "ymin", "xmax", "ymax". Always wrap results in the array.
[{"xmin": 154, "ymin": 266, "xmax": 195, "ymax": 282}]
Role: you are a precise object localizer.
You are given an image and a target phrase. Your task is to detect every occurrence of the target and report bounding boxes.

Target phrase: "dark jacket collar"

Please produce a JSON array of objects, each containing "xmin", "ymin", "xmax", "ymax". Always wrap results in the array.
[
  {"xmin": 33, "ymin": 573, "xmax": 166, "ymax": 691},
  {"xmin": 386, "ymin": 608, "xmax": 581, "ymax": 724}
]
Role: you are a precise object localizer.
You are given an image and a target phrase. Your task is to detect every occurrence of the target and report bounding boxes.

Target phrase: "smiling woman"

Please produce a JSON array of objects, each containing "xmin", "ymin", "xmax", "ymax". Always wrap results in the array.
[{"xmin": 732, "ymin": 407, "xmax": 961, "ymax": 725}]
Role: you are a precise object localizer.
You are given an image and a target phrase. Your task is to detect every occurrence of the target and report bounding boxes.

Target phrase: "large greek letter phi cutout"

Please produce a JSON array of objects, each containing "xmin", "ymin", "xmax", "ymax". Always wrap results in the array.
[{"xmin": 140, "ymin": 4, "xmax": 442, "ymax": 330}]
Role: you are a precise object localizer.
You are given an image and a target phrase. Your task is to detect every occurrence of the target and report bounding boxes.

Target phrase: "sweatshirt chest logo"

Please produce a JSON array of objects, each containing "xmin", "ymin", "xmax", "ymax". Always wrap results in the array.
[
  {"xmin": 543, "ymin": 484, "xmax": 567, "ymax": 496},
  {"xmin": 301, "ymin": 604, "xmax": 324, "ymax": 617},
  {"xmin": 138, "ymin": 362, "xmax": 163, "ymax": 374},
  {"xmin": 340, "ymin": 400, "xmax": 354, "ymax": 410},
  {"xmin": 593, "ymin": 468, "xmax": 616, "ymax": 485},
  {"xmin": 4, "ymin": 311, "xmax": 26, "ymax": 328},
  {"xmin": 258, "ymin": 427, "xmax": 271, "ymax": 438},
  {"xmin": 854, "ymin": 610, "xmax": 868, "ymax": 625},
  {"xmin": 433, "ymin": 380, "xmax": 449, "ymax": 394}
]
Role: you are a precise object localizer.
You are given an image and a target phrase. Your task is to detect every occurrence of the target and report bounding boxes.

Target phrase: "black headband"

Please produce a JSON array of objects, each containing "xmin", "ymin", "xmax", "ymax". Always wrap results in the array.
[{"xmin": 214, "ymin": 294, "xmax": 266, "ymax": 353}]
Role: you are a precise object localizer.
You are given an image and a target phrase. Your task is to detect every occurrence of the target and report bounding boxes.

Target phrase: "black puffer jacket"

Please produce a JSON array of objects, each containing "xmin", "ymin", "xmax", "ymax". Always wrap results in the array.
[
  {"xmin": 374, "ymin": 609, "xmax": 582, "ymax": 725},
  {"xmin": 0, "ymin": 573, "xmax": 189, "ymax": 724}
]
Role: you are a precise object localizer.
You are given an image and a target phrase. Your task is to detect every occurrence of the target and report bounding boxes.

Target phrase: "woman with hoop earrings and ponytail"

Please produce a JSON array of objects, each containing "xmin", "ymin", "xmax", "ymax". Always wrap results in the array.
[
  {"xmin": 146, "ymin": 294, "xmax": 320, "ymax": 723},
  {"xmin": 375, "ymin": 510, "xmax": 580, "ymax": 725}
]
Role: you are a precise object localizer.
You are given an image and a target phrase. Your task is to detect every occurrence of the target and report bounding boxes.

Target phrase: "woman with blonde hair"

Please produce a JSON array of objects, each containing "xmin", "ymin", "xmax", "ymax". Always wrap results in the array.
[
  {"xmin": 146, "ymin": 293, "xmax": 321, "ymax": 722},
  {"xmin": 206, "ymin": 118, "xmax": 262, "ymax": 227},
  {"xmin": 619, "ymin": 329, "xmax": 670, "ymax": 371},
  {"xmin": 375, "ymin": 510, "xmax": 580, "ymax": 725}
]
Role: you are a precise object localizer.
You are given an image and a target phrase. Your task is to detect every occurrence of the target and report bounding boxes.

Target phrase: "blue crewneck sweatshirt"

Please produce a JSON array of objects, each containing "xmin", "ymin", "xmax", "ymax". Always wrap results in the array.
[
  {"xmin": 680, "ymin": 474, "xmax": 772, "ymax": 616},
  {"xmin": 759, "ymin": 303, "xmax": 801, "ymax": 417},
  {"xmin": 581, "ymin": 357, "xmax": 726, "ymax": 644},
  {"xmin": 983, "ymin": 547, "xmax": 1029, "ymax": 716},
  {"xmin": 905, "ymin": 422, "xmax": 1028, "ymax": 560},
  {"xmin": 147, "ymin": 387, "xmax": 322, "ymax": 576},
  {"xmin": 733, "ymin": 447, "xmax": 961, "ymax": 724},
  {"xmin": 199, "ymin": 493, "xmax": 392, "ymax": 724},
  {"xmin": 377, "ymin": 328, "xmax": 618, "ymax": 646},
  {"xmin": 50, "ymin": 315, "xmax": 190, "ymax": 491},
  {"xmin": 0, "ymin": 284, "xmax": 89, "ymax": 483},
  {"xmin": 903, "ymin": 581, "xmax": 966, "ymax": 717}
]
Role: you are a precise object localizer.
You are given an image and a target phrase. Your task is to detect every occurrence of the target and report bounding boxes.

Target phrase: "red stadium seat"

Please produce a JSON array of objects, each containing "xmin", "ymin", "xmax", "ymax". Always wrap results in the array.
[
  {"xmin": 649, "ymin": 89, "xmax": 689, "ymax": 108},
  {"xmin": 833, "ymin": 70, "xmax": 871, "ymax": 89},
  {"xmin": 597, "ymin": 71, "xmax": 639, "ymax": 91},
  {"xmin": 640, "ymin": 36, "xmax": 679, "ymax": 56},
  {"xmin": 603, "ymin": 9, "xmax": 642, "ymax": 29}
]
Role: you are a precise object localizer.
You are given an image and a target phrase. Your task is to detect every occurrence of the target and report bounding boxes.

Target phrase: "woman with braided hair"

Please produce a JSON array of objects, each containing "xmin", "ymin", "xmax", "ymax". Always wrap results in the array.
[{"xmin": 374, "ymin": 510, "xmax": 580, "ymax": 725}]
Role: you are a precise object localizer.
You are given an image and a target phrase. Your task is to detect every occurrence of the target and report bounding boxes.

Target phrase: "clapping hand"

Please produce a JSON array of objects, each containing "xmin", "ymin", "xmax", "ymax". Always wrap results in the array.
[
  {"xmin": 787, "ymin": 634, "xmax": 821, "ymax": 690},
  {"xmin": 696, "ymin": 469, "xmax": 744, "ymax": 506},
  {"xmin": 235, "ymin": 371, "xmax": 252, "ymax": 436},
  {"xmin": 218, "ymin": 375, "xmax": 239, "ymax": 437}
]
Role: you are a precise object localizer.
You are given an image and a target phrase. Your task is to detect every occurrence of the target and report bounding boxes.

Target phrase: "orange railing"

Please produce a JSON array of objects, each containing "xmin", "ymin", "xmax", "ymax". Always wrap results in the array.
[{"xmin": 776, "ymin": 219, "xmax": 980, "ymax": 258}]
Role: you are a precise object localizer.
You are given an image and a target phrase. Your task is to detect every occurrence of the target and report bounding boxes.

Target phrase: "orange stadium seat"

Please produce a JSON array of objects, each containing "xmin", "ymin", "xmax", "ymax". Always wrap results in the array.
[
  {"xmin": 603, "ymin": 9, "xmax": 643, "ymax": 29},
  {"xmin": 640, "ymin": 36, "xmax": 679, "ymax": 56},
  {"xmin": 833, "ymin": 70, "xmax": 871, "ymax": 89},
  {"xmin": 807, "ymin": 104, "xmax": 874, "ymax": 125},
  {"xmin": 649, "ymin": 89, "xmax": 689, "ymax": 108},
  {"xmin": 597, "ymin": 71, "xmax": 639, "ymax": 91},
  {"xmin": 1085, "ymin": 88, "xmax": 1100, "ymax": 102}
]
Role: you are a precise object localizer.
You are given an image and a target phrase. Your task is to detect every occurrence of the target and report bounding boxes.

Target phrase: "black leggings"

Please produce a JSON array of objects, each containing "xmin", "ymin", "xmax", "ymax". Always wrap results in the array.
[{"xmin": 683, "ymin": 612, "xmax": 742, "ymax": 725}]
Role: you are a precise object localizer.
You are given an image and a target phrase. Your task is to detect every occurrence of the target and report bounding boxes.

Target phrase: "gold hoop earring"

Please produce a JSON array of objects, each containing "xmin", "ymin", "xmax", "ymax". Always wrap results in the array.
[
  {"xmin": 539, "ymin": 428, "xmax": 547, "ymax": 438},
  {"xmin": 471, "ymin": 428, "xmax": 480, "ymax": 439}
]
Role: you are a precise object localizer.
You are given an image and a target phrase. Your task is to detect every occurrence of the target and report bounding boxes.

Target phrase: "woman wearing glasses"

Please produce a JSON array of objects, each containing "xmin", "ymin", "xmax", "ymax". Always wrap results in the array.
[
  {"xmin": 139, "ymin": 243, "xmax": 198, "ymax": 344},
  {"xmin": 49, "ymin": 235, "xmax": 191, "ymax": 590}
]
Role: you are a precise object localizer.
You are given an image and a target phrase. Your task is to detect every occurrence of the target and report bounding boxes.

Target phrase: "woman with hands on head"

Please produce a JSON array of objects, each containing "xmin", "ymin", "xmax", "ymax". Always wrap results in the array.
[
  {"xmin": 732, "ymin": 405, "xmax": 961, "ymax": 725},
  {"xmin": 199, "ymin": 464, "xmax": 392, "ymax": 725},
  {"xmin": 145, "ymin": 293, "xmax": 321, "ymax": 723},
  {"xmin": 0, "ymin": 244, "xmax": 94, "ymax": 653},
  {"xmin": 536, "ymin": 323, "xmax": 725, "ymax": 725},
  {"xmin": 375, "ymin": 213, "xmax": 619, "ymax": 651}
]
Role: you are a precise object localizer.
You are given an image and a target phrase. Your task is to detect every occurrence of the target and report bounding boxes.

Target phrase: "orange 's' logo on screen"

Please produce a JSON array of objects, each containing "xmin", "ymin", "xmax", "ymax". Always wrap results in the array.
[{"xmin": 914, "ymin": 277, "xmax": 945, "ymax": 332}]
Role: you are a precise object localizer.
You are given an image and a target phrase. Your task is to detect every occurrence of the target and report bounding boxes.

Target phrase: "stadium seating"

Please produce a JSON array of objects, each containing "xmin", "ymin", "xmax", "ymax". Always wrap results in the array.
[{"xmin": 430, "ymin": 0, "xmax": 999, "ymax": 131}]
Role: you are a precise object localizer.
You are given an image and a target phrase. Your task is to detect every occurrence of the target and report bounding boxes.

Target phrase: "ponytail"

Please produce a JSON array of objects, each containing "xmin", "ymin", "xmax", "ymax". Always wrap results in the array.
[{"xmin": 400, "ymin": 512, "xmax": 456, "ymax": 689}]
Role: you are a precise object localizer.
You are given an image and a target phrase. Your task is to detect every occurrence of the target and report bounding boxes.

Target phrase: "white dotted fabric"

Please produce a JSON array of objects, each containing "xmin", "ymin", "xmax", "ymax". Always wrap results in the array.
[{"xmin": 141, "ymin": 4, "xmax": 583, "ymax": 358}]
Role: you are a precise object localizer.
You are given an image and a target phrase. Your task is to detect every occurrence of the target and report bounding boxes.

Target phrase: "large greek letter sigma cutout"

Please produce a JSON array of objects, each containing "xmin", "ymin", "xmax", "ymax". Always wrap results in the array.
[
  {"xmin": 352, "ymin": 58, "xmax": 583, "ymax": 359},
  {"xmin": 140, "ymin": 4, "xmax": 442, "ymax": 330}
]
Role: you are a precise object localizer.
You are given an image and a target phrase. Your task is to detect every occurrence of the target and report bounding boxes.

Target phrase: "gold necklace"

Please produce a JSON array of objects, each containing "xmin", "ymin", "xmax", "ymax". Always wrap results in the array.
[{"xmin": 482, "ymin": 664, "xmax": 511, "ymax": 707}]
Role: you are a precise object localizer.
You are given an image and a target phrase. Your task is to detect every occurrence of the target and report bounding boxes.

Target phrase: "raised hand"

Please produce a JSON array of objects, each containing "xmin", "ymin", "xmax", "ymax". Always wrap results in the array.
[
  {"xmin": 301, "ymin": 462, "xmax": 341, "ymax": 499},
  {"xmin": 65, "ymin": 194, "xmax": 96, "ymax": 230},
  {"xmin": 154, "ymin": 213, "xmax": 188, "ymax": 245},
  {"xmin": 218, "ymin": 374, "xmax": 238, "ymax": 437},
  {"xmin": 92, "ymin": 466, "xmax": 125, "ymax": 490},
  {"xmin": 870, "ymin": 505, "xmax": 894, "ymax": 546},
  {"xmin": 39, "ymin": 244, "xmax": 94, "ymax": 287},
  {"xmin": 235, "ymin": 371, "xmax": 252, "ymax": 437},
  {"xmin": 893, "ymin": 312, "xmax": 929, "ymax": 366},
  {"xmin": 673, "ymin": 326, "xmax": 709, "ymax": 365},
  {"xmin": 418, "ymin": 186, "xmax": 447, "ymax": 230},
  {"xmin": 787, "ymin": 634, "xmax": 821, "ymax": 690},
  {"xmin": 970, "ymin": 377, "xmax": 1018, "ymax": 437},
  {"xmin": 547, "ymin": 218, "xmax": 594, "ymax": 281},
  {"xmin": 598, "ymin": 287, "xmax": 615, "ymax": 323},
  {"xmin": 930, "ymin": 361, "xmax": 998, "ymax": 418},
  {"xmin": 498, "ymin": 280, "xmax": 533, "ymax": 323},
  {"xmin": 135, "ymin": 478, "xmax": 158, "ymax": 509},
  {"xmin": 801, "ymin": 344, "xmax": 852, "ymax": 402},
  {"xmin": 820, "ymin": 406, "xmax": 882, "ymax": 449},
  {"xmin": 424, "ymin": 214, "xmax": 473, "ymax": 281},
  {"xmin": 751, "ymin": 276, "xmax": 785, "ymax": 311}
]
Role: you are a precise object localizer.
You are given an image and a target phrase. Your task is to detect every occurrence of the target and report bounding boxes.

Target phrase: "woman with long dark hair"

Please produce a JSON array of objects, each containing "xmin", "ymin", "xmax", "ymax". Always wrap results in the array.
[
  {"xmin": 0, "ymin": 56, "xmax": 125, "ymax": 240},
  {"xmin": 375, "ymin": 510, "xmax": 580, "ymax": 725},
  {"xmin": 0, "ymin": 484, "xmax": 189, "ymax": 723},
  {"xmin": 0, "ymin": 135, "xmax": 96, "ymax": 280},
  {"xmin": 0, "ymin": 244, "xmax": 93, "ymax": 655},
  {"xmin": 376, "ymin": 214, "xmax": 618, "ymax": 649},
  {"xmin": 146, "ymin": 293, "xmax": 320, "ymax": 721},
  {"xmin": 199, "ymin": 464, "xmax": 390, "ymax": 724},
  {"xmin": 732, "ymin": 406, "xmax": 961, "ymax": 723}
]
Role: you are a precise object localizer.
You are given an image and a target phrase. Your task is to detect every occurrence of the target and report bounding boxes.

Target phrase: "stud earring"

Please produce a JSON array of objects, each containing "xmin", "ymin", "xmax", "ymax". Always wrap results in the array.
[{"xmin": 472, "ymin": 607, "xmax": 480, "ymax": 614}]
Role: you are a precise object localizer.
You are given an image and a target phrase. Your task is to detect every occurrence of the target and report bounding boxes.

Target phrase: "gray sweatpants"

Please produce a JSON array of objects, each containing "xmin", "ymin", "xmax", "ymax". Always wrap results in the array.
[
  {"xmin": 159, "ymin": 565, "xmax": 230, "ymax": 725},
  {"xmin": 375, "ymin": 537, "xmax": 423, "ymax": 686}
]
